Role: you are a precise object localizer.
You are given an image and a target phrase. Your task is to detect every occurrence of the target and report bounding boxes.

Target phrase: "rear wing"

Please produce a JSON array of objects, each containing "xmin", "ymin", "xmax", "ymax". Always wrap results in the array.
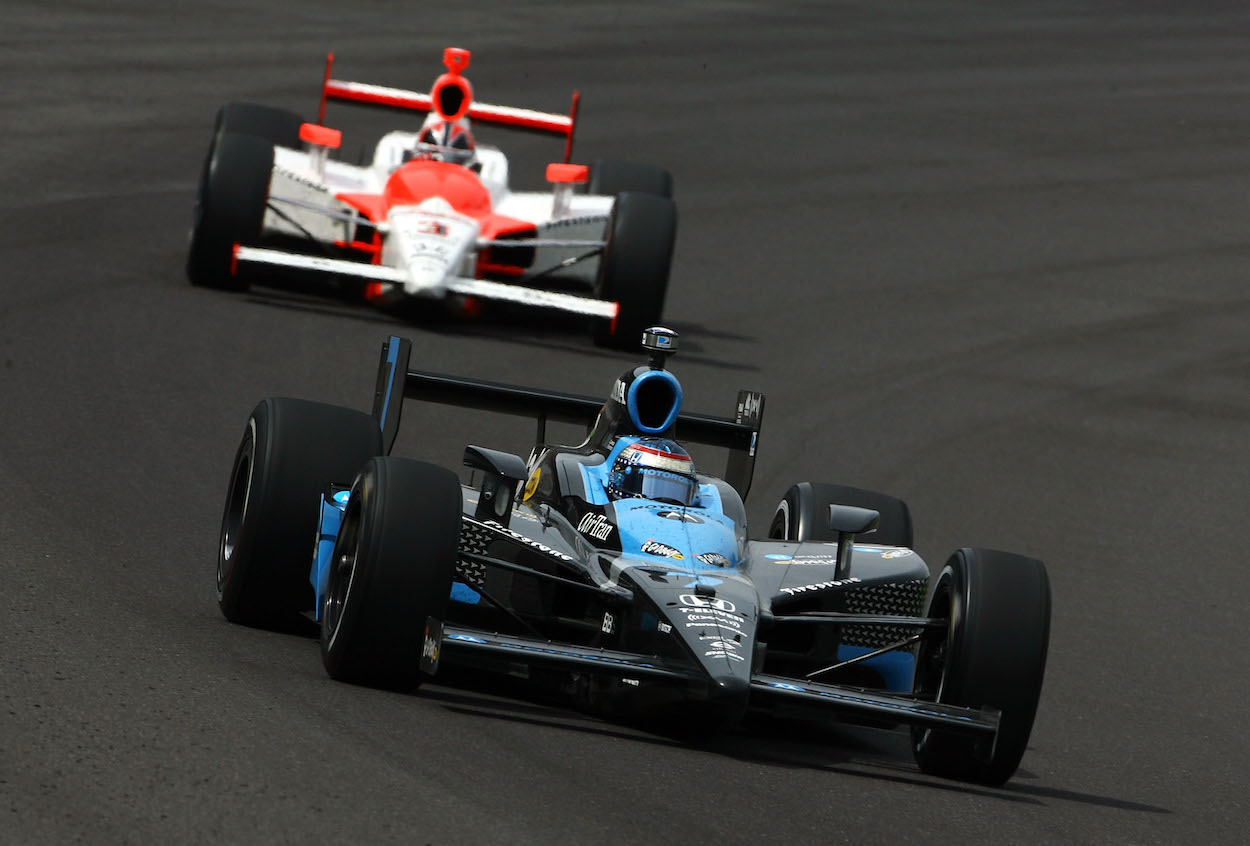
[
  {"xmin": 317, "ymin": 53, "xmax": 580, "ymax": 162},
  {"xmin": 371, "ymin": 336, "xmax": 765, "ymax": 499}
]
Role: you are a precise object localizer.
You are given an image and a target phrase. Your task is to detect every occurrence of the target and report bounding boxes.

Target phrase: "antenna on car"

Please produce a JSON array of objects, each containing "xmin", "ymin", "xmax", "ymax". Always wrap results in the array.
[{"xmin": 642, "ymin": 326, "xmax": 678, "ymax": 370}]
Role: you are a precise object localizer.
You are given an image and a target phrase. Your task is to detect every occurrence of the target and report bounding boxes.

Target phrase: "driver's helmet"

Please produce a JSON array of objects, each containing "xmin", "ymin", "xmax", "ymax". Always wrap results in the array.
[
  {"xmin": 416, "ymin": 119, "xmax": 476, "ymax": 166},
  {"xmin": 607, "ymin": 438, "xmax": 698, "ymax": 506}
]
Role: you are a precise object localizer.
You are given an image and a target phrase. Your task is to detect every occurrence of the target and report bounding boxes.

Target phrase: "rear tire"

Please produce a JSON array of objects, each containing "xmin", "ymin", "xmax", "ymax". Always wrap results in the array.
[
  {"xmin": 588, "ymin": 159, "xmax": 673, "ymax": 198},
  {"xmin": 320, "ymin": 457, "xmax": 462, "ymax": 689},
  {"xmin": 768, "ymin": 482, "xmax": 914, "ymax": 548},
  {"xmin": 592, "ymin": 191, "xmax": 677, "ymax": 349},
  {"xmin": 911, "ymin": 548, "xmax": 1051, "ymax": 785},
  {"xmin": 216, "ymin": 398, "xmax": 382, "ymax": 627},
  {"xmin": 187, "ymin": 132, "xmax": 275, "ymax": 290}
]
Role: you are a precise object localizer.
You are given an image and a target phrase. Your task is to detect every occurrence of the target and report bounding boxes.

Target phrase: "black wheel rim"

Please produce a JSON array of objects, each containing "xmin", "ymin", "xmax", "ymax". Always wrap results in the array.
[
  {"xmin": 217, "ymin": 429, "xmax": 254, "ymax": 593},
  {"xmin": 767, "ymin": 500, "xmax": 790, "ymax": 539},
  {"xmin": 323, "ymin": 495, "xmax": 362, "ymax": 648},
  {"xmin": 911, "ymin": 582, "xmax": 952, "ymax": 751}
]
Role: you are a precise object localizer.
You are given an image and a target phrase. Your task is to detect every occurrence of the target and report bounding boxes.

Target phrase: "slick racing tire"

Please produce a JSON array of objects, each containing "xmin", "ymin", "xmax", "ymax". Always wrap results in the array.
[
  {"xmin": 768, "ymin": 482, "xmax": 914, "ymax": 549},
  {"xmin": 592, "ymin": 191, "xmax": 677, "ymax": 349},
  {"xmin": 187, "ymin": 132, "xmax": 274, "ymax": 290},
  {"xmin": 215, "ymin": 102, "xmax": 305, "ymax": 148},
  {"xmin": 217, "ymin": 398, "xmax": 382, "ymax": 627},
  {"xmin": 194, "ymin": 104, "xmax": 303, "ymax": 224},
  {"xmin": 911, "ymin": 548, "xmax": 1051, "ymax": 785},
  {"xmin": 320, "ymin": 457, "xmax": 461, "ymax": 689},
  {"xmin": 588, "ymin": 159, "xmax": 674, "ymax": 199}
]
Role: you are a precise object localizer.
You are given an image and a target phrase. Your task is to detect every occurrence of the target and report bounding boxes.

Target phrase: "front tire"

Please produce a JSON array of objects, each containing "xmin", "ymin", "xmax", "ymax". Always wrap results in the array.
[
  {"xmin": 768, "ymin": 482, "xmax": 914, "ymax": 548},
  {"xmin": 911, "ymin": 548, "xmax": 1051, "ymax": 785},
  {"xmin": 215, "ymin": 102, "xmax": 305, "ymax": 148},
  {"xmin": 216, "ymin": 398, "xmax": 382, "ymax": 627},
  {"xmin": 592, "ymin": 191, "xmax": 677, "ymax": 349},
  {"xmin": 587, "ymin": 159, "xmax": 673, "ymax": 198},
  {"xmin": 187, "ymin": 132, "xmax": 275, "ymax": 290},
  {"xmin": 320, "ymin": 457, "xmax": 462, "ymax": 689}
]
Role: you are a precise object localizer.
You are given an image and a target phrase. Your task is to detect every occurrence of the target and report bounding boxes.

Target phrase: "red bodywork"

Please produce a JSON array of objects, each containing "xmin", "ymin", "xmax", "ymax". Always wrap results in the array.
[
  {"xmin": 335, "ymin": 160, "xmax": 537, "ymax": 283},
  {"xmin": 317, "ymin": 48, "xmax": 579, "ymax": 292}
]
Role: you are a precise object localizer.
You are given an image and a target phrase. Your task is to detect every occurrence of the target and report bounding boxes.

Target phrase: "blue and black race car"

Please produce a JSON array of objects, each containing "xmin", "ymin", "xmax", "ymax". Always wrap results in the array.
[{"xmin": 214, "ymin": 328, "xmax": 1051, "ymax": 785}]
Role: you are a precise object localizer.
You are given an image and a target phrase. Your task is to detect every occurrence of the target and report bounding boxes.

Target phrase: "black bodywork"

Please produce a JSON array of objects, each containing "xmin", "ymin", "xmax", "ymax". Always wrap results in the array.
[{"xmin": 362, "ymin": 336, "xmax": 1000, "ymax": 742}]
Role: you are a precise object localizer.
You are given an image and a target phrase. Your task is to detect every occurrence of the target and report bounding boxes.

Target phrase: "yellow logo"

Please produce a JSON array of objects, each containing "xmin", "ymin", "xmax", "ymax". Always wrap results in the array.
[{"xmin": 523, "ymin": 467, "xmax": 541, "ymax": 501}]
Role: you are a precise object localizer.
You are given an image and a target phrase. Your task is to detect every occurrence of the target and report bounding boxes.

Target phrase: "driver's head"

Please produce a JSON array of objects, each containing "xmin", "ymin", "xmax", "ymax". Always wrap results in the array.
[
  {"xmin": 417, "ymin": 120, "xmax": 476, "ymax": 166},
  {"xmin": 607, "ymin": 438, "xmax": 697, "ymax": 506}
]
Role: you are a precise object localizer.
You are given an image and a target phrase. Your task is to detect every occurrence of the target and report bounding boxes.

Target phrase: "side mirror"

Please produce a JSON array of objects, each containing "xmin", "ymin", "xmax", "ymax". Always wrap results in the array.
[
  {"xmin": 464, "ymin": 446, "xmax": 529, "ymax": 526},
  {"xmin": 828, "ymin": 505, "xmax": 880, "ymax": 578}
]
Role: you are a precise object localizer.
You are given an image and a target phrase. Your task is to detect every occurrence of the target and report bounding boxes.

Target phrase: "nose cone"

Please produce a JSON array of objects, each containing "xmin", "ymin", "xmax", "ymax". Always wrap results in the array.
[
  {"xmin": 625, "ymin": 566, "xmax": 757, "ymax": 728},
  {"xmin": 700, "ymin": 665, "xmax": 751, "ymax": 729},
  {"xmin": 681, "ymin": 615, "xmax": 753, "ymax": 727}
]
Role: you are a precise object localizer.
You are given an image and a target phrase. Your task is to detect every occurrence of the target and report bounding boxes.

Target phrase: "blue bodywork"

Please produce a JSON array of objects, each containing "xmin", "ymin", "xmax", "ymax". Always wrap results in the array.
[
  {"xmin": 311, "ymin": 489, "xmax": 351, "ymax": 621},
  {"xmin": 625, "ymin": 370, "xmax": 683, "ymax": 434},
  {"xmin": 579, "ymin": 435, "xmax": 740, "ymax": 569},
  {"xmin": 310, "ymin": 402, "xmax": 913, "ymax": 690}
]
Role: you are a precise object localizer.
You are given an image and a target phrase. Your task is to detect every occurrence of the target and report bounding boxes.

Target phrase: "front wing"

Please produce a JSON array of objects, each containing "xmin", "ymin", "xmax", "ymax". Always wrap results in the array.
[
  {"xmin": 436, "ymin": 625, "xmax": 999, "ymax": 738},
  {"xmin": 232, "ymin": 246, "xmax": 619, "ymax": 320}
]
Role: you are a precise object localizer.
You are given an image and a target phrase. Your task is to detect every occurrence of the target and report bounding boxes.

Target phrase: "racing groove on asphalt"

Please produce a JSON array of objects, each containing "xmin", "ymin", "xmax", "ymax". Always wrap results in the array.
[{"xmin": 3, "ymin": 1, "xmax": 1249, "ymax": 843}]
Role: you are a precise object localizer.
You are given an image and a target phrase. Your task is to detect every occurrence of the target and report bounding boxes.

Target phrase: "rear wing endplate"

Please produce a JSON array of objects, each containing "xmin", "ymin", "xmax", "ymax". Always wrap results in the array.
[
  {"xmin": 370, "ymin": 336, "xmax": 765, "ymax": 499},
  {"xmin": 318, "ymin": 53, "xmax": 580, "ymax": 162}
]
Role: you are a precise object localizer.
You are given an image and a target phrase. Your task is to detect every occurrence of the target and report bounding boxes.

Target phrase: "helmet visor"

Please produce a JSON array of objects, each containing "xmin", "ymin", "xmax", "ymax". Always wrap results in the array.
[{"xmin": 616, "ymin": 466, "xmax": 696, "ymax": 505}]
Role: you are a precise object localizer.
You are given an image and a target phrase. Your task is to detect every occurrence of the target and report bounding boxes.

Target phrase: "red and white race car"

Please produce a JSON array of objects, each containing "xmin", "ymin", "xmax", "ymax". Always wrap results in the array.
[{"xmin": 187, "ymin": 47, "xmax": 676, "ymax": 347}]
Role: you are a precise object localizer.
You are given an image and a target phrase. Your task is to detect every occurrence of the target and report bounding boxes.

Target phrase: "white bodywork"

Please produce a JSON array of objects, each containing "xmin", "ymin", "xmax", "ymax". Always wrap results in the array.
[{"xmin": 245, "ymin": 132, "xmax": 617, "ymax": 319}]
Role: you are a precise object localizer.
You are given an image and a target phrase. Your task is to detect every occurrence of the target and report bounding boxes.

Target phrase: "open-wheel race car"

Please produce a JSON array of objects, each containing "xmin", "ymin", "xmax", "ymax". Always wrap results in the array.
[
  {"xmin": 187, "ymin": 47, "xmax": 676, "ymax": 348},
  {"xmin": 215, "ymin": 329, "xmax": 1051, "ymax": 785}
]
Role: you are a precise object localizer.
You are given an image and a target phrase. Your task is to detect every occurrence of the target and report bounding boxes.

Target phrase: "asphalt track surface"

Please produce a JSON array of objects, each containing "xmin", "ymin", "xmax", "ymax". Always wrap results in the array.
[{"xmin": 4, "ymin": 1, "xmax": 1250, "ymax": 843}]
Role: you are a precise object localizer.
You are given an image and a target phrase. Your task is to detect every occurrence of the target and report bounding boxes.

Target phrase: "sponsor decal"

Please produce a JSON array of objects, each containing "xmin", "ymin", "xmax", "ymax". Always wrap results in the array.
[
  {"xmin": 657, "ymin": 622, "xmax": 672, "ymax": 634},
  {"xmin": 680, "ymin": 610, "xmax": 743, "ymax": 630},
  {"xmin": 765, "ymin": 553, "xmax": 792, "ymax": 561},
  {"xmin": 768, "ymin": 682, "xmax": 803, "ymax": 692},
  {"xmin": 545, "ymin": 214, "xmax": 608, "ymax": 230},
  {"xmin": 620, "ymin": 467, "xmax": 692, "ymax": 489},
  {"xmin": 415, "ymin": 219, "xmax": 448, "ymax": 237},
  {"xmin": 696, "ymin": 552, "xmax": 730, "ymax": 568},
  {"xmin": 332, "ymin": 490, "xmax": 351, "ymax": 505},
  {"xmin": 404, "ymin": 239, "xmax": 450, "ymax": 263},
  {"xmin": 779, "ymin": 576, "xmax": 862, "ymax": 597},
  {"xmin": 881, "ymin": 549, "xmax": 915, "ymax": 559},
  {"xmin": 622, "ymin": 678, "xmax": 640, "ymax": 687},
  {"xmin": 483, "ymin": 519, "xmax": 573, "ymax": 562},
  {"xmin": 641, "ymin": 539, "xmax": 684, "ymax": 560},
  {"xmin": 446, "ymin": 633, "xmax": 486, "ymax": 644},
  {"xmin": 522, "ymin": 467, "xmax": 541, "ymax": 501},
  {"xmin": 706, "ymin": 639, "xmax": 740, "ymax": 651},
  {"xmin": 678, "ymin": 604, "xmax": 744, "ymax": 625},
  {"xmin": 601, "ymin": 612, "xmax": 615, "ymax": 635},
  {"xmin": 577, "ymin": 512, "xmax": 615, "ymax": 542},
  {"xmin": 704, "ymin": 649, "xmax": 745, "ymax": 662},
  {"xmin": 738, "ymin": 392, "xmax": 762, "ymax": 420},
  {"xmin": 788, "ymin": 554, "xmax": 839, "ymax": 565},
  {"xmin": 420, "ymin": 619, "xmax": 443, "ymax": 674},
  {"xmin": 657, "ymin": 510, "xmax": 702, "ymax": 524},
  {"xmin": 611, "ymin": 379, "xmax": 627, "ymax": 404},
  {"xmin": 679, "ymin": 595, "xmax": 737, "ymax": 613}
]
